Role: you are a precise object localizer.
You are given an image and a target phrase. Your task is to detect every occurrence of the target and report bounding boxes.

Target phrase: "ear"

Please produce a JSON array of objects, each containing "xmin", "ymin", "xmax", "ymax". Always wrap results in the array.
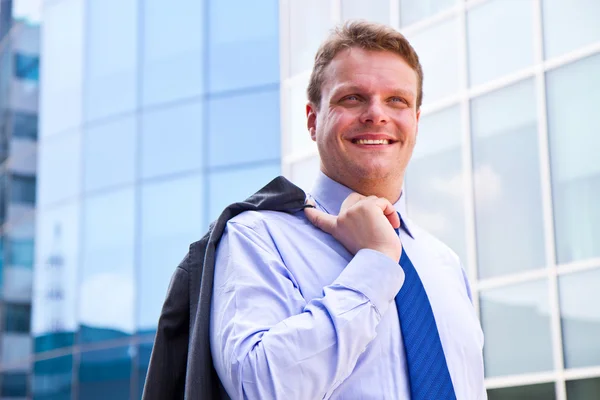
[
  {"xmin": 415, "ymin": 108, "xmax": 421, "ymax": 137},
  {"xmin": 306, "ymin": 103, "xmax": 318, "ymax": 142}
]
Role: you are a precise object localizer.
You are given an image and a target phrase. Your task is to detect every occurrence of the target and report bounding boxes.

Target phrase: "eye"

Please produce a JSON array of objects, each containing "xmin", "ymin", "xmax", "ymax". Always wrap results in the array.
[
  {"xmin": 390, "ymin": 96, "xmax": 407, "ymax": 104},
  {"xmin": 342, "ymin": 95, "xmax": 361, "ymax": 102}
]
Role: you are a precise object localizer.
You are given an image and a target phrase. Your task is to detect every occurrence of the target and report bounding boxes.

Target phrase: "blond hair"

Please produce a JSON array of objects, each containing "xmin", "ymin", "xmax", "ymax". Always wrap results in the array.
[{"xmin": 307, "ymin": 20, "xmax": 424, "ymax": 109}]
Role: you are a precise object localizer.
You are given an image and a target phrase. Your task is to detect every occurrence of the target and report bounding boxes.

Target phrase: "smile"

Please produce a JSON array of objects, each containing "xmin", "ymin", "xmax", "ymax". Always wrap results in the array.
[{"xmin": 351, "ymin": 139, "xmax": 395, "ymax": 145}]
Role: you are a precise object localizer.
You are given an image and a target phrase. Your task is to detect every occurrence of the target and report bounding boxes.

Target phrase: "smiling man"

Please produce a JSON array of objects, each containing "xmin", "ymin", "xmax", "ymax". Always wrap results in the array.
[{"xmin": 209, "ymin": 21, "xmax": 486, "ymax": 399}]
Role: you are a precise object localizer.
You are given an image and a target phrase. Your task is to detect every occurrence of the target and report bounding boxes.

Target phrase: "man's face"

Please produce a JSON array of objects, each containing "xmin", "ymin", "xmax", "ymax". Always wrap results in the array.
[{"xmin": 307, "ymin": 48, "xmax": 420, "ymax": 193}]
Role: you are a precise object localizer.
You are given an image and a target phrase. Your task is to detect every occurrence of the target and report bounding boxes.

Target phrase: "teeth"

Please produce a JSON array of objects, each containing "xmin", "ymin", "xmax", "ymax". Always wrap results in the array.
[{"xmin": 355, "ymin": 139, "xmax": 390, "ymax": 145}]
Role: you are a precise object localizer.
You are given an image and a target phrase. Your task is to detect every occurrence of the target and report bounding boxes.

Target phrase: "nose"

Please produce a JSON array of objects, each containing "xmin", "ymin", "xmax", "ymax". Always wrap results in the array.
[{"xmin": 359, "ymin": 100, "xmax": 388, "ymax": 125}]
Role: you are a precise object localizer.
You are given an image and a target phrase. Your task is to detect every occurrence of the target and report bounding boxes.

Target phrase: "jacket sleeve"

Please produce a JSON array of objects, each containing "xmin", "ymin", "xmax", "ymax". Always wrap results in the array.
[
  {"xmin": 210, "ymin": 220, "xmax": 405, "ymax": 400},
  {"xmin": 142, "ymin": 256, "xmax": 191, "ymax": 400}
]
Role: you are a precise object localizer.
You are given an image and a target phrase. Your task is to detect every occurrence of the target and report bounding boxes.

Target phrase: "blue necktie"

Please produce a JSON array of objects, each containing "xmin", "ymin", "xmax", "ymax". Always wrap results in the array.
[{"xmin": 395, "ymin": 222, "xmax": 456, "ymax": 399}]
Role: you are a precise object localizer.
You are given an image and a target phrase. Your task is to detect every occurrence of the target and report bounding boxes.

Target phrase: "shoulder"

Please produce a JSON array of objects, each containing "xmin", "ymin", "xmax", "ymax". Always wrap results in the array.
[{"xmin": 226, "ymin": 209, "xmax": 312, "ymax": 233}]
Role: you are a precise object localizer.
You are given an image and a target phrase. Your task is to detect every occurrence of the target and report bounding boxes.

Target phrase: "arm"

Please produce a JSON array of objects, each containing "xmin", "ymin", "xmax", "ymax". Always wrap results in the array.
[{"xmin": 210, "ymin": 219, "xmax": 404, "ymax": 400}]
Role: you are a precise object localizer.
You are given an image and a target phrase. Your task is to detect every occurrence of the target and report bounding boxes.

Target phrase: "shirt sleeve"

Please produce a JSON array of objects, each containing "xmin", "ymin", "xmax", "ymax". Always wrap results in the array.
[{"xmin": 210, "ymin": 218, "xmax": 405, "ymax": 400}]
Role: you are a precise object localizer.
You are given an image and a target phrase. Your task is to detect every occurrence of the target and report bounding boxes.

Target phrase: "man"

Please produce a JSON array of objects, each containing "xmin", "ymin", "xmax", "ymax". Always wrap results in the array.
[{"xmin": 209, "ymin": 21, "xmax": 486, "ymax": 399}]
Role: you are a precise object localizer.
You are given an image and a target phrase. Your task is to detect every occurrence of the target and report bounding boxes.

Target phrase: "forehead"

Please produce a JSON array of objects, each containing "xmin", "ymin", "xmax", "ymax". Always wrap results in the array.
[{"xmin": 322, "ymin": 47, "xmax": 417, "ymax": 95}]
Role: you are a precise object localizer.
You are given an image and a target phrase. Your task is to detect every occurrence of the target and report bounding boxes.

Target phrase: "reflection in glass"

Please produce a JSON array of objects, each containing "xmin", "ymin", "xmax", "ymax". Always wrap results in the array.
[
  {"xmin": 32, "ymin": 355, "xmax": 72, "ymax": 400},
  {"xmin": 78, "ymin": 346, "xmax": 132, "ymax": 400},
  {"xmin": 566, "ymin": 377, "xmax": 600, "ymax": 400},
  {"xmin": 143, "ymin": 0, "xmax": 203, "ymax": 106},
  {"xmin": 542, "ymin": 0, "xmax": 600, "ymax": 60},
  {"xmin": 32, "ymin": 202, "xmax": 80, "ymax": 352},
  {"xmin": 137, "ymin": 342, "xmax": 153, "ymax": 398},
  {"xmin": 479, "ymin": 280, "xmax": 553, "ymax": 377},
  {"xmin": 141, "ymin": 101, "xmax": 203, "ymax": 180},
  {"xmin": 471, "ymin": 79, "xmax": 545, "ymax": 278},
  {"xmin": 406, "ymin": 105, "xmax": 466, "ymax": 263},
  {"xmin": 208, "ymin": 89, "xmax": 280, "ymax": 168},
  {"xmin": 209, "ymin": 0, "xmax": 279, "ymax": 92},
  {"xmin": 487, "ymin": 382, "xmax": 555, "ymax": 400},
  {"xmin": 37, "ymin": 131, "xmax": 81, "ymax": 208},
  {"xmin": 341, "ymin": 0, "xmax": 390, "ymax": 25},
  {"xmin": 546, "ymin": 54, "xmax": 600, "ymax": 264},
  {"xmin": 84, "ymin": 115, "xmax": 136, "ymax": 193},
  {"xmin": 289, "ymin": 0, "xmax": 331, "ymax": 76},
  {"xmin": 4, "ymin": 303, "xmax": 31, "ymax": 333},
  {"xmin": 406, "ymin": 18, "xmax": 460, "ymax": 103},
  {"xmin": 400, "ymin": 0, "xmax": 456, "ymax": 27},
  {"xmin": 85, "ymin": 0, "xmax": 137, "ymax": 121},
  {"xmin": 1, "ymin": 371, "xmax": 28, "ymax": 397},
  {"xmin": 208, "ymin": 163, "xmax": 280, "ymax": 225},
  {"xmin": 290, "ymin": 155, "xmax": 320, "ymax": 193},
  {"xmin": 287, "ymin": 73, "xmax": 316, "ymax": 156},
  {"xmin": 79, "ymin": 189, "xmax": 135, "ymax": 343},
  {"xmin": 138, "ymin": 174, "xmax": 203, "ymax": 334},
  {"xmin": 467, "ymin": 0, "xmax": 534, "ymax": 86},
  {"xmin": 559, "ymin": 268, "xmax": 600, "ymax": 368},
  {"xmin": 40, "ymin": 0, "xmax": 83, "ymax": 136}
]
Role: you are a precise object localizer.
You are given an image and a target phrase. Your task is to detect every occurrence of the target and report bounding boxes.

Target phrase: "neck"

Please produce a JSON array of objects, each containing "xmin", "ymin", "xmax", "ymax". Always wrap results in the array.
[{"xmin": 324, "ymin": 171, "xmax": 404, "ymax": 204}]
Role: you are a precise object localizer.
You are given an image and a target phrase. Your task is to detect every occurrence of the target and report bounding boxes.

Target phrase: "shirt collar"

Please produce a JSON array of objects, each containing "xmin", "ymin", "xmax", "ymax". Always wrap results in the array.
[{"xmin": 309, "ymin": 171, "xmax": 414, "ymax": 239}]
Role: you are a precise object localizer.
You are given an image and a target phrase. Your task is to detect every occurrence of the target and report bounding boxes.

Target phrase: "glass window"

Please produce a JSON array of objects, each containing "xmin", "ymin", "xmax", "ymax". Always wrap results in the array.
[
  {"xmin": 341, "ymin": 0, "xmax": 390, "ymax": 25},
  {"xmin": 479, "ymin": 280, "xmax": 553, "ymax": 377},
  {"xmin": 85, "ymin": 0, "xmax": 137, "ymax": 122},
  {"xmin": 37, "ymin": 130, "xmax": 81, "ymax": 208},
  {"xmin": 546, "ymin": 54, "xmax": 600, "ymax": 264},
  {"xmin": 12, "ymin": 111, "xmax": 38, "ymax": 140},
  {"xmin": 289, "ymin": 0, "xmax": 332, "ymax": 77},
  {"xmin": 471, "ymin": 79, "xmax": 545, "ymax": 278},
  {"xmin": 33, "ymin": 355, "xmax": 72, "ymax": 400},
  {"xmin": 208, "ymin": 163, "xmax": 281, "ymax": 225},
  {"xmin": 406, "ymin": 105, "xmax": 467, "ymax": 263},
  {"xmin": 208, "ymin": 89, "xmax": 280, "ymax": 168},
  {"xmin": 542, "ymin": 0, "xmax": 600, "ymax": 60},
  {"xmin": 32, "ymin": 201, "xmax": 80, "ymax": 352},
  {"xmin": 14, "ymin": 52, "xmax": 39, "ymax": 81},
  {"xmin": 136, "ymin": 342, "xmax": 153, "ymax": 398},
  {"xmin": 559, "ymin": 268, "xmax": 600, "ymax": 369},
  {"xmin": 487, "ymin": 382, "xmax": 556, "ymax": 400},
  {"xmin": 406, "ymin": 18, "xmax": 460, "ymax": 104},
  {"xmin": 141, "ymin": 101, "xmax": 203, "ymax": 180},
  {"xmin": 286, "ymin": 73, "xmax": 317, "ymax": 156},
  {"xmin": 467, "ymin": 0, "xmax": 534, "ymax": 86},
  {"xmin": 138, "ymin": 174, "xmax": 204, "ymax": 334},
  {"xmin": 289, "ymin": 155, "xmax": 320, "ymax": 192},
  {"xmin": 209, "ymin": 0, "xmax": 279, "ymax": 93},
  {"xmin": 78, "ymin": 346, "xmax": 132, "ymax": 400},
  {"xmin": 40, "ymin": 0, "xmax": 84, "ymax": 136},
  {"xmin": 10, "ymin": 173, "xmax": 36, "ymax": 204},
  {"xmin": 142, "ymin": 0, "xmax": 203, "ymax": 107},
  {"xmin": 400, "ymin": 0, "xmax": 457, "ymax": 27},
  {"xmin": 1, "ymin": 334, "xmax": 31, "ymax": 365},
  {"xmin": 79, "ymin": 188, "xmax": 135, "ymax": 343},
  {"xmin": 84, "ymin": 115, "xmax": 137, "ymax": 193},
  {"xmin": 6, "ymin": 216, "xmax": 35, "ymax": 269},
  {"xmin": 4, "ymin": 303, "xmax": 31, "ymax": 333},
  {"xmin": 566, "ymin": 377, "xmax": 600, "ymax": 399},
  {"xmin": 1, "ymin": 371, "xmax": 28, "ymax": 397}
]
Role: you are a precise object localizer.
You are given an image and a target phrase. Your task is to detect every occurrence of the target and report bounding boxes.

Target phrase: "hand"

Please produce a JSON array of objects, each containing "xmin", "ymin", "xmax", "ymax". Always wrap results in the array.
[{"xmin": 304, "ymin": 193, "xmax": 402, "ymax": 262}]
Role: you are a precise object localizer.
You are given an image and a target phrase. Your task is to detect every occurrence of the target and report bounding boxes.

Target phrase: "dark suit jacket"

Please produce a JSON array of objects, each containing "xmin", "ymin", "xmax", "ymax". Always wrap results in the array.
[{"xmin": 142, "ymin": 176, "xmax": 308, "ymax": 399}]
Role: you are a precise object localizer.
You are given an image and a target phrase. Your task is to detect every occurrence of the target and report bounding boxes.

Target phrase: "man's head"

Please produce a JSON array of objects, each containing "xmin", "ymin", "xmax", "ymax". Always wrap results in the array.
[{"xmin": 306, "ymin": 21, "xmax": 424, "ymax": 202}]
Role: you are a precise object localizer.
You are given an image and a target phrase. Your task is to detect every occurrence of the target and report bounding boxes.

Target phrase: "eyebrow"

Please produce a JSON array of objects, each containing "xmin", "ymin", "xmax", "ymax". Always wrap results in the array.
[{"xmin": 332, "ymin": 85, "xmax": 416, "ymax": 100}]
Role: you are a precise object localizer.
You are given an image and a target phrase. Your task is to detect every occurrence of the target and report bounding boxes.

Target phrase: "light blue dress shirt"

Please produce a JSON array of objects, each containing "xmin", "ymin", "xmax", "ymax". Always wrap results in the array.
[{"xmin": 210, "ymin": 172, "xmax": 486, "ymax": 399}]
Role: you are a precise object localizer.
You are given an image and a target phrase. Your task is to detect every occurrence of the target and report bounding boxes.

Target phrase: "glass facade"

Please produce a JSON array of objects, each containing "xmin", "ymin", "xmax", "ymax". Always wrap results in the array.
[
  {"xmin": 31, "ymin": 0, "xmax": 281, "ymax": 398},
  {"xmin": 11, "ymin": 0, "xmax": 599, "ymax": 398}
]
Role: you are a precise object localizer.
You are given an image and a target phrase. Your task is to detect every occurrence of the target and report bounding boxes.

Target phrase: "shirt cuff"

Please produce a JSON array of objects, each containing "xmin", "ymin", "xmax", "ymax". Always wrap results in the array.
[{"xmin": 334, "ymin": 249, "xmax": 405, "ymax": 316}]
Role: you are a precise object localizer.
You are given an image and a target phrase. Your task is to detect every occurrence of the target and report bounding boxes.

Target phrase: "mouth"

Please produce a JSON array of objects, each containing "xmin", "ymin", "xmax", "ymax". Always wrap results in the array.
[{"xmin": 350, "ymin": 138, "xmax": 396, "ymax": 146}]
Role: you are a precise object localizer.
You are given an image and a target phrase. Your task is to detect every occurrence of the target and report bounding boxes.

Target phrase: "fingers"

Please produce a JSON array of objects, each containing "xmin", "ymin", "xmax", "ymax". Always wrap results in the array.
[
  {"xmin": 340, "ymin": 192, "xmax": 365, "ymax": 212},
  {"xmin": 304, "ymin": 205, "xmax": 337, "ymax": 234},
  {"xmin": 373, "ymin": 198, "xmax": 400, "ymax": 229}
]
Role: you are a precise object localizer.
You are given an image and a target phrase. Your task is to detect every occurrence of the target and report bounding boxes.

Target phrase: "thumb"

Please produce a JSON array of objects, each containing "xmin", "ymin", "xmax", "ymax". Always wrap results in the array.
[{"xmin": 304, "ymin": 202, "xmax": 337, "ymax": 234}]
